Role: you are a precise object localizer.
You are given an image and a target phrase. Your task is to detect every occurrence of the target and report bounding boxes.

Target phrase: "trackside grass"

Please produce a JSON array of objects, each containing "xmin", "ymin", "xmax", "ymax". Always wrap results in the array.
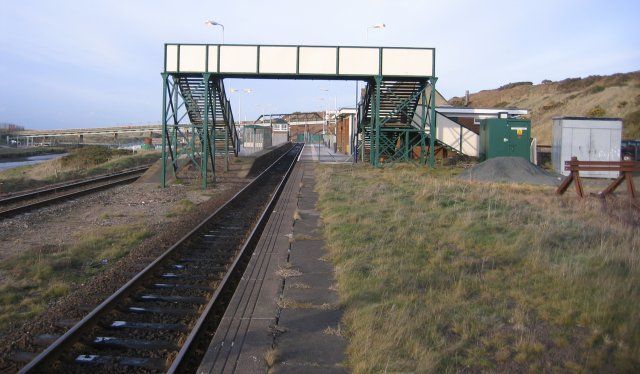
[
  {"xmin": 316, "ymin": 164, "xmax": 640, "ymax": 372},
  {"xmin": 0, "ymin": 147, "xmax": 160, "ymax": 194},
  {"xmin": 0, "ymin": 224, "xmax": 151, "ymax": 332}
]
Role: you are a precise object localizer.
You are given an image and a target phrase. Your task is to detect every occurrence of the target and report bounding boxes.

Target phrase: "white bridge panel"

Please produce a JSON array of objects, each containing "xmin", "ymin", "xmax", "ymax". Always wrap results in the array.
[
  {"xmin": 299, "ymin": 47, "xmax": 337, "ymax": 75},
  {"xmin": 165, "ymin": 44, "xmax": 434, "ymax": 77},
  {"xmin": 179, "ymin": 45, "xmax": 207, "ymax": 72},
  {"xmin": 220, "ymin": 46, "xmax": 258, "ymax": 73},
  {"xmin": 260, "ymin": 46, "xmax": 297, "ymax": 74},
  {"xmin": 207, "ymin": 46, "xmax": 218, "ymax": 72},
  {"xmin": 166, "ymin": 45, "xmax": 178, "ymax": 71},
  {"xmin": 382, "ymin": 49, "xmax": 433, "ymax": 77},
  {"xmin": 339, "ymin": 48, "xmax": 379, "ymax": 75}
]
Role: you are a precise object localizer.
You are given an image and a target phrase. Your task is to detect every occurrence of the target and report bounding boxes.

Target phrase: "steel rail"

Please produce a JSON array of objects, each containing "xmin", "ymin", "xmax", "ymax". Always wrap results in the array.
[
  {"xmin": 19, "ymin": 143, "xmax": 301, "ymax": 373},
  {"xmin": 0, "ymin": 165, "xmax": 150, "ymax": 205},
  {"xmin": 0, "ymin": 166, "xmax": 150, "ymax": 219},
  {"xmin": 168, "ymin": 143, "xmax": 300, "ymax": 373}
]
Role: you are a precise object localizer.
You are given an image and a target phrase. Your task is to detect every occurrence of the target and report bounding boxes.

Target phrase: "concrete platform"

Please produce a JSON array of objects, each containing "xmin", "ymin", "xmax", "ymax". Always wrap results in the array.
[
  {"xmin": 299, "ymin": 143, "xmax": 353, "ymax": 163},
  {"xmin": 197, "ymin": 157, "xmax": 346, "ymax": 373}
]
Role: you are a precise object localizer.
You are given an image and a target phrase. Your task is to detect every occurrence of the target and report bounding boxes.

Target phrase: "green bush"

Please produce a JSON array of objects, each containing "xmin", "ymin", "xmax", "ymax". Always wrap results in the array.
[
  {"xmin": 61, "ymin": 146, "xmax": 130, "ymax": 168},
  {"xmin": 587, "ymin": 85, "xmax": 605, "ymax": 94}
]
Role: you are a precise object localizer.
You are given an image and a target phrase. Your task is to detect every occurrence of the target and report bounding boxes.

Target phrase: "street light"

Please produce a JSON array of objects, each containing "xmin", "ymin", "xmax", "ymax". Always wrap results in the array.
[
  {"xmin": 230, "ymin": 88, "xmax": 252, "ymax": 122},
  {"xmin": 366, "ymin": 23, "xmax": 386, "ymax": 42},
  {"xmin": 205, "ymin": 20, "xmax": 225, "ymax": 44}
]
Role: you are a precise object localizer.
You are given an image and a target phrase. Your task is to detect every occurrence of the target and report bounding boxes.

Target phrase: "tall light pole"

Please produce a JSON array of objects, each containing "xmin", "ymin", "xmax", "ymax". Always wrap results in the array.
[
  {"xmin": 230, "ymin": 88, "xmax": 252, "ymax": 122},
  {"xmin": 366, "ymin": 23, "xmax": 386, "ymax": 42},
  {"xmin": 205, "ymin": 20, "xmax": 225, "ymax": 44}
]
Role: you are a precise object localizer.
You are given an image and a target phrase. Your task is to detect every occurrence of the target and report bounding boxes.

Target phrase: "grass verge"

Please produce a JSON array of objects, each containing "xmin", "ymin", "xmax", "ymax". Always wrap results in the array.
[
  {"xmin": 0, "ymin": 224, "xmax": 151, "ymax": 331},
  {"xmin": 316, "ymin": 163, "xmax": 639, "ymax": 372},
  {"xmin": 0, "ymin": 147, "xmax": 160, "ymax": 194}
]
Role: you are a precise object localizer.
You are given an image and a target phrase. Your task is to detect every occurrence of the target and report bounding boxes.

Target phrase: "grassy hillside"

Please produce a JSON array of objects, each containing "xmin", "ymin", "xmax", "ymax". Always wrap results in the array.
[{"xmin": 449, "ymin": 71, "xmax": 640, "ymax": 144}]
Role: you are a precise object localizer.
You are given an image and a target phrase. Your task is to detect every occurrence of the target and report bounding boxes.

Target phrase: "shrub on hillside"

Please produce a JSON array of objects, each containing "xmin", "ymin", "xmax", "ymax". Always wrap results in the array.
[
  {"xmin": 498, "ymin": 82, "xmax": 533, "ymax": 90},
  {"xmin": 586, "ymin": 106, "xmax": 606, "ymax": 118},
  {"xmin": 587, "ymin": 85, "xmax": 605, "ymax": 94},
  {"xmin": 61, "ymin": 146, "xmax": 130, "ymax": 168},
  {"xmin": 542, "ymin": 101, "xmax": 564, "ymax": 111},
  {"xmin": 624, "ymin": 110, "xmax": 640, "ymax": 139}
]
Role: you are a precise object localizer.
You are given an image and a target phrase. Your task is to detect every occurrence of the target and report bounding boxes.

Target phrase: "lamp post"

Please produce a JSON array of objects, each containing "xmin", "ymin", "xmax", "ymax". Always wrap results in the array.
[
  {"xmin": 205, "ymin": 20, "xmax": 225, "ymax": 44},
  {"xmin": 366, "ymin": 23, "xmax": 386, "ymax": 42},
  {"xmin": 230, "ymin": 88, "xmax": 252, "ymax": 123}
]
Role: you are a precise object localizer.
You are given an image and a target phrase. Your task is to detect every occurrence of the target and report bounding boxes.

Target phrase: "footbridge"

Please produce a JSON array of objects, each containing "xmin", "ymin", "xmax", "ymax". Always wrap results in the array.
[{"xmin": 162, "ymin": 43, "xmax": 442, "ymax": 187}]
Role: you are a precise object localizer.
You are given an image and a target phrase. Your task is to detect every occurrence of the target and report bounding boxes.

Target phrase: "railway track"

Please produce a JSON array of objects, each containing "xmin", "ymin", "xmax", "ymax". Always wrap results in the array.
[
  {"xmin": 0, "ymin": 166, "xmax": 151, "ymax": 219},
  {"xmin": 19, "ymin": 143, "xmax": 302, "ymax": 373}
]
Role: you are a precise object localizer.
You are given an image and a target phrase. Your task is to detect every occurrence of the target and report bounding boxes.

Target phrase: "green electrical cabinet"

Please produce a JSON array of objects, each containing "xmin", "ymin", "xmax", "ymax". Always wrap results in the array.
[{"xmin": 479, "ymin": 118, "xmax": 531, "ymax": 161}]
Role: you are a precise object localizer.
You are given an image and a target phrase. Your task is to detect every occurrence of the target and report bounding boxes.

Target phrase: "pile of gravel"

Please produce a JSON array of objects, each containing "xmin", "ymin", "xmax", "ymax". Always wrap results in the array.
[{"xmin": 458, "ymin": 157, "xmax": 562, "ymax": 186}]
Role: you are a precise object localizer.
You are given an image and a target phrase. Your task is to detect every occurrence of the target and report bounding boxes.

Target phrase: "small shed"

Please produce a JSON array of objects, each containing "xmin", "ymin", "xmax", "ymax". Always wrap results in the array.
[
  {"xmin": 479, "ymin": 118, "xmax": 531, "ymax": 161},
  {"xmin": 551, "ymin": 117, "xmax": 622, "ymax": 178}
]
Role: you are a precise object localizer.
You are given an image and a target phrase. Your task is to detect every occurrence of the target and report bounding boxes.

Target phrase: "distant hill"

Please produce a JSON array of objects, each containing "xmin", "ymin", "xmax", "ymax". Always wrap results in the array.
[{"xmin": 448, "ymin": 71, "xmax": 640, "ymax": 144}]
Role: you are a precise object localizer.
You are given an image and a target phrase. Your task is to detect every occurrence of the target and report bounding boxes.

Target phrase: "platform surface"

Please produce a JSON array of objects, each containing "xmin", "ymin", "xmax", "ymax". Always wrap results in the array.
[
  {"xmin": 299, "ymin": 143, "xmax": 353, "ymax": 163},
  {"xmin": 197, "ymin": 156, "xmax": 346, "ymax": 373}
]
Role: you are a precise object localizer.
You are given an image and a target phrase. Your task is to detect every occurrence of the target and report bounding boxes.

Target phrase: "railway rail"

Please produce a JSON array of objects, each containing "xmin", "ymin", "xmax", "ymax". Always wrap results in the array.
[
  {"xmin": 0, "ymin": 166, "xmax": 151, "ymax": 219},
  {"xmin": 19, "ymin": 143, "xmax": 302, "ymax": 373}
]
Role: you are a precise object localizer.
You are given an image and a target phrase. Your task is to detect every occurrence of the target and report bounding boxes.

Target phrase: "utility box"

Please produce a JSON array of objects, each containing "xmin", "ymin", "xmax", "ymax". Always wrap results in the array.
[
  {"xmin": 552, "ymin": 117, "xmax": 622, "ymax": 178},
  {"xmin": 479, "ymin": 118, "xmax": 531, "ymax": 161}
]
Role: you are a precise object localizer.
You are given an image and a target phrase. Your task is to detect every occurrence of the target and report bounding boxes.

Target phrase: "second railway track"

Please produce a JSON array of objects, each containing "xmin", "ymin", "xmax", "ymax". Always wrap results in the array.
[
  {"xmin": 19, "ymin": 143, "xmax": 303, "ymax": 373},
  {"xmin": 0, "ymin": 166, "xmax": 151, "ymax": 219}
]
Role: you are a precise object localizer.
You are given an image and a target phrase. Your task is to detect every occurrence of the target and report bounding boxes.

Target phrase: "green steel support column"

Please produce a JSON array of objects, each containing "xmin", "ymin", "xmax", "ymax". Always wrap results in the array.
[
  {"xmin": 373, "ymin": 76, "xmax": 382, "ymax": 166},
  {"xmin": 161, "ymin": 73, "xmax": 168, "ymax": 188},
  {"xmin": 211, "ymin": 80, "xmax": 217, "ymax": 183},
  {"xmin": 225, "ymin": 124, "xmax": 229, "ymax": 171},
  {"xmin": 405, "ymin": 130, "xmax": 410, "ymax": 160},
  {"xmin": 202, "ymin": 73, "xmax": 211, "ymax": 189},
  {"xmin": 419, "ymin": 85, "xmax": 428, "ymax": 165},
  {"xmin": 428, "ymin": 77, "xmax": 438, "ymax": 168},
  {"xmin": 171, "ymin": 77, "xmax": 178, "ymax": 177}
]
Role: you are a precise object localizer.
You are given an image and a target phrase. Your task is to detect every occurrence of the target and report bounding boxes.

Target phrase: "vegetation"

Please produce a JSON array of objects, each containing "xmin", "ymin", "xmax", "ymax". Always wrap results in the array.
[
  {"xmin": 0, "ymin": 224, "xmax": 151, "ymax": 330},
  {"xmin": 498, "ymin": 82, "xmax": 533, "ymax": 90},
  {"xmin": 316, "ymin": 164, "xmax": 639, "ymax": 372},
  {"xmin": 587, "ymin": 105, "xmax": 607, "ymax": 117},
  {"xmin": 0, "ymin": 146, "xmax": 67, "ymax": 159},
  {"xmin": 165, "ymin": 198, "xmax": 196, "ymax": 217},
  {"xmin": 624, "ymin": 110, "xmax": 640, "ymax": 139},
  {"xmin": 448, "ymin": 71, "xmax": 640, "ymax": 143},
  {"xmin": 0, "ymin": 146, "xmax": 160, "ymax": 194}
]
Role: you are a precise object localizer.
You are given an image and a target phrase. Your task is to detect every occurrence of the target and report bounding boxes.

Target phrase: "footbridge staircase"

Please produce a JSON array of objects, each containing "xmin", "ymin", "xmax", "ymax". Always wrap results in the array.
[
  {"xmin": 356, "ymin": 78, "xmax": 480, "ymax": 165},
  {"xmin": 161, "ymin": 73, "xmax": 239, "ymax": 188}
]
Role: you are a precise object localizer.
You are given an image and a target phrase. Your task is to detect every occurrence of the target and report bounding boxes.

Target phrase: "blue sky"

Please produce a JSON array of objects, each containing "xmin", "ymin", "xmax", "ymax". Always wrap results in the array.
[{"xmin": 0, "ymin": 0, "xmax": 638, "ymax": 129}]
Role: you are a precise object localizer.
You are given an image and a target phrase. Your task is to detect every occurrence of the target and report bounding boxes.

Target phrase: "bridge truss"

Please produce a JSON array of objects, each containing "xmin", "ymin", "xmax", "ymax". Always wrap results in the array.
[
  {"xmin": 163, "ymin": 44, "xmax": 438, "ymax": 187},
  {"xmin": 161, "ymin": 73, "xmax": 238, "ymax": 188}
]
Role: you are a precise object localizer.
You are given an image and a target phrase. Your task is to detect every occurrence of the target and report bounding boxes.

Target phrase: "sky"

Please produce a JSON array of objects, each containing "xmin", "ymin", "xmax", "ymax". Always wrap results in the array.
[{"xmin": 0, "ymin": 0, "xmax": 638, "ymax": 129}]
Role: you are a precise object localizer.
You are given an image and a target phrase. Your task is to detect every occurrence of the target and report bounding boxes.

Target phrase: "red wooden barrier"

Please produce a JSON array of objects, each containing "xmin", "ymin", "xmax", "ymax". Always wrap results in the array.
[{"xmin": 556, "ymin": 157, "xmax": 640, "ymax": 198}]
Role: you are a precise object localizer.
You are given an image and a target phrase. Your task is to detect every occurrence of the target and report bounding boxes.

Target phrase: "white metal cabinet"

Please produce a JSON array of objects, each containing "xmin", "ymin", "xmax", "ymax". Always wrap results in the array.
[{"xmin": 552, "ymin": 117, "xmax": 622, "ymax": 178}]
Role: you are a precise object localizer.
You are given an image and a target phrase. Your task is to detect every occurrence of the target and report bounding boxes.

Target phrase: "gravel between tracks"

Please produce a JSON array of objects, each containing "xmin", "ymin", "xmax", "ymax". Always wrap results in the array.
[{"xmin": 0, "ymin": 174, "xmax": 248, "ymax": 371}]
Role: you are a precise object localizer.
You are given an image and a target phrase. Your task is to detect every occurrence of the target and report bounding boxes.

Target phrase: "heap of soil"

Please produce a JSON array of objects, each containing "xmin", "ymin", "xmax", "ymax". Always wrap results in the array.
[{"xmin": 458, "ymin": 157, "xmax": 562, "ymax": 186}]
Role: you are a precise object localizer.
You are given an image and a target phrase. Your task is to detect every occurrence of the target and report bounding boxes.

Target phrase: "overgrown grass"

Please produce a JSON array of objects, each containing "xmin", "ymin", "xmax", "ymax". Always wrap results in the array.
[
  {"xmin": 165, "ymin": 198, "xmax": 196, "ymax": 218},
  {"xmin": 0, "ymin": 224, "xmax": 151, "ymax": 331},
  {"xmin": 316, "ymin": 164, "xmax": 640, "ymax": 372},
  {"xmin": 0, "ymin": 147, "xmax": 160, "ymax": 194}
]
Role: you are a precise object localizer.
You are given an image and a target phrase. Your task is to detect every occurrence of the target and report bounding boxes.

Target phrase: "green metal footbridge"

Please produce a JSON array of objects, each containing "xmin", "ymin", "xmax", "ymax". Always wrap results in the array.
[{"xmin": 162, "ymin": 44, "xmax": 445, "ymax": 188}]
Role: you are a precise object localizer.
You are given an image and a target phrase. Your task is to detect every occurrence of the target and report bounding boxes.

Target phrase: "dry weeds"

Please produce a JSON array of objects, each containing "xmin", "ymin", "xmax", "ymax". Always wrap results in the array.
[{"xmin": 316, "ymin": 163, "xmax": 640, "ymax": 372}]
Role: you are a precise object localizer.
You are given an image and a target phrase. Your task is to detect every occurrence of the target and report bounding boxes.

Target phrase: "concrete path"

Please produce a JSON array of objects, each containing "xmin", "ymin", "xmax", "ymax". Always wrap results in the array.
[
  {"xmin": 197, "ymin": 157, "xmax": 346, "ymax": 373},
  {"xmin": 299, "ymin": 143, "xmax": 353, "ymax": 164}
]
